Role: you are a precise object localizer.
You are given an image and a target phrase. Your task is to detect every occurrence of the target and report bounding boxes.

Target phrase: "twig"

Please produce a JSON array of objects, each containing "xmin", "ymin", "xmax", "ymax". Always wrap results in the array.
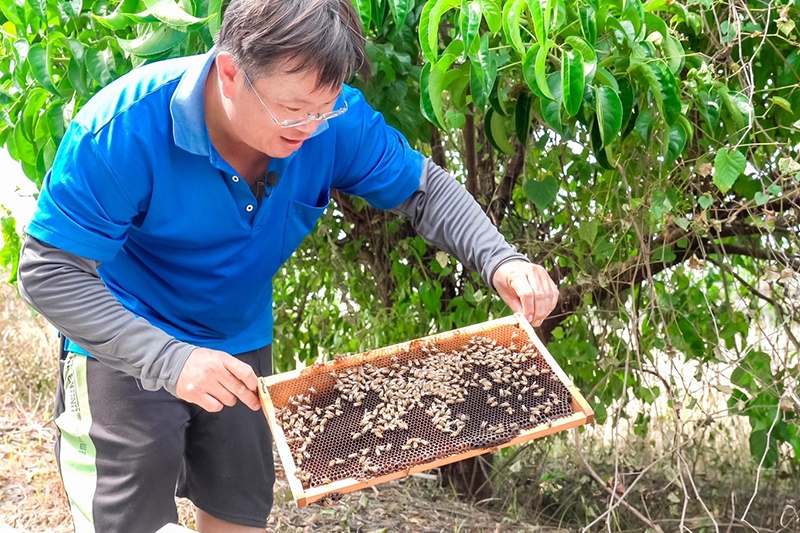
[
  {"xmin": 740, "ymin": 393, "xmax": 784, "ymax": 526},
  {"xmin": 678, "ymin": 449, "xmax": 720, "ymax": 533},
  {"xmin": 574, "ymin": 430, "xmax": 659, "ymax": 532}
]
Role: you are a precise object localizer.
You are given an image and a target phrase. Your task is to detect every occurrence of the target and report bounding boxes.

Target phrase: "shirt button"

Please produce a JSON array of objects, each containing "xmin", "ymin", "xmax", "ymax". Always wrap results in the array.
[
  {"xmin": 232, "ymin": 175, "xmax": 240, "ymax": 182},
  {"xmin": 246, "ymin": 204, "xmax": 254, "ymax": 212}
]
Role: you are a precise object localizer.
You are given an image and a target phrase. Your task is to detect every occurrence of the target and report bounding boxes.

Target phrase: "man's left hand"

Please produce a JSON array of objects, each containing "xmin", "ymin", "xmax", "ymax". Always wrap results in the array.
[{"xmin": 492, "ymin": 261, "xmax": 558, "ymax": 327}]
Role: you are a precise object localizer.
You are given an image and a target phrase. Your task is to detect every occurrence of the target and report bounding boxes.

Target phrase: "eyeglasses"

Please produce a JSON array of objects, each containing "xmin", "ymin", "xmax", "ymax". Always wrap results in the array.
[{"xmin": 241, "ymin": 70, "xmax": 348, "ymax": 128}]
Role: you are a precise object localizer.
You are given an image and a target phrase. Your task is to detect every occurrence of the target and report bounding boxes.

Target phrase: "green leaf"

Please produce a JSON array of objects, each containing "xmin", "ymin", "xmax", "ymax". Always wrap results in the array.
[
  {"xmin": 27, "ymin": 43, "xmax": 58, "ymax": 95},
  {"xmin": 717, "ymin": 84, "xmax": 745, "ymax": 131},
  {"xmin": 0, "ymin": 216, "xmax": 22, "ymax": 283},
  {"xmin": 754, "ymin": 192, "xmax": 770, "ymax": 205},
  {"xmin": 778, "ymin": 157, "xmax": 800, "ymax": 176},
  {"xmin": 93, "ymin": 0, "xmax": 140, "ymax": 29},
  {"xmin": 648, "ymin": 60, "xmax": 681, "ymax": 125},
  {"xmin": 469, "ymin": 33, "xmax": 497, "ymax": 109},
  {"xmin": 66, "ymin": 39, "xmax": 90, "ymax": 98},
  {"xmin": 206, "ymin": 0, "xmax": 223, "ymax": 39},
  {"xmin": 118, "ymin": 26, "xmax": 187, "ymax": 58},
  {"xmin": 420, "ymin": 0, "xmax": 459, "ymax": 63},
  {"xmin": 526, "ymin": 0, "xmax": 546, "ymax": 44},
  {"xmin": 522, "ymin": 43, "xmax": 545, "ymax": 100},
  {"xmin": 461, "ymin": 0, "xmax": 482, "ymax": 53},
  {"xmin": 353, "ymin": 0, "xmax": 371, "ymax": 29},
  {"xmin": 85, "ymin": 47, "xmax": 116, "ymax": 87},
  {"xmin": 777, "ymin": 18, "xmax": 795, "ymax": 36},
  {"xmin": 634, "ymin": 108, "xmax": 655, "ymax": 141},
  {"xmin": 524, "ymin": 175, "xmax": 559, "ymax": 210},
  {"xmin": 142, "ymin": 0, "xmax": 212, "ymax": 28},
  {"xmin": 579, "ymin": 6, "xmax": 596, "ymax": 44},
  {"xmin": 698, "ymin": 90, "xmax": 721, "ymax": 133},
  {"xmin": 749, "ymin": 429, "xmax": 778, "ymax": 468},
  {"xmin": 662, "ymin": 35, "xmax": 684, "ymax": 75},
  {"xmin": 482, "ymin": 0, "xmax": 502, "ymax": 34},
  {"xmin": 770, "ymin": 96, "xmax": 793, "ymax": 113},
  {"xmin": 590, "ymin": 118, "xmax": 612, "ymax": 170},
  {"xmin": 389, "ymin": 0, "xmax": 411, "ymax": 28},
  {"xmin": 489, "ymin": 75, "xmax": 509, "ymax": 116},
  {"xmin": 515, "ymin": 92, "xmax": 531, "ymax": 144},
  {"xmin": 485, "ymin": 108, "xmax": 515, "ymax": 154},
  {"xmin": 502, "ymin": 0, "xmax": 526, "ymax": 56},
  {"xmin": 697, "ymin": 194, "xmax": 714, "ymax": 209},
  {"xmin": 561, "ymin": 49, "xmax": 584, "ymax": 117},
  {"xmin": 419, "ymin": 63, "xmax": 442, "ymax": 129},
  {"xmin": 534, "ymin": 40, "xmax": 555, "ymax": 100},
  {"xmin": 578, "ymin": 220, "xmax": 597, "ymax": 244},
  {"xmin": 663, "ymin": 120, "xmax": 688, "ymax": 166},
  {"xmin": 25, "ymin": 0, "xmax": 46, "ymax": 22},
  {"xmin": 565, "ymin": 35, "xmax": 597, "ymax": 79},
  {"xmin": 595, "ymin": 85, "xmax": 622, "ymax": 147},
  {"xmin": 713, "ymin": 148, "xmax": 746, "ymax": 194},
  {"xmin": 428, "ymin": 52, "xmax": 459, "ymax": 129},
  {"xmin": 540, "ymin": 72, "xmax": 563, "ymax": 133}
]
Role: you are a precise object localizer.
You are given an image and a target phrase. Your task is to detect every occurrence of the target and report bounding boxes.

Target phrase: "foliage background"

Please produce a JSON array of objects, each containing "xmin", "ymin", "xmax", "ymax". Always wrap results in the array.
[{"xmin": 1, "ymin": 0, "xmax": 799, "ymax": 528}]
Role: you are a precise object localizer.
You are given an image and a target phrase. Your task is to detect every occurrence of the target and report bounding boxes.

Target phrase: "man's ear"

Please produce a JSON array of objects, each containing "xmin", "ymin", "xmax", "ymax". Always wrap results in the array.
[{"xmin": 215, "ymin": 52, "xmax": 239, "ymax": 99}]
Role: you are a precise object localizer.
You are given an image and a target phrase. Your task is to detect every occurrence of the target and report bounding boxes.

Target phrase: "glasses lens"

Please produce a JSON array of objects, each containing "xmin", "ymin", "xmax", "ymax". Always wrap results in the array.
[{"xmin": 280, "ymin": 101, "xmax": 348, "ymax": 128}]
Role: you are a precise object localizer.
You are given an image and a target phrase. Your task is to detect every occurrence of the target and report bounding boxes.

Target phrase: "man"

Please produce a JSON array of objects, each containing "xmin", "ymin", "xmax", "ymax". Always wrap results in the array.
[{"xmin": 17, "ymin": 0, "xmax": 558, "ymax": 531}]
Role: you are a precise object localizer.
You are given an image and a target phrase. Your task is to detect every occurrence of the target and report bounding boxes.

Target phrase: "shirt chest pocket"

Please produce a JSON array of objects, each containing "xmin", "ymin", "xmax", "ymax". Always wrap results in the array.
[{"xmin": 281, "ymin": 195, "xmax": 330, "ymax": 263}]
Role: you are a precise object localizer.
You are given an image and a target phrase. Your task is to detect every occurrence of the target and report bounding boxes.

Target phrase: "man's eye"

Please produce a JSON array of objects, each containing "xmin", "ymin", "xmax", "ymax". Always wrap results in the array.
[{"xmin": 286, "ymin": 107, "xmax": 301, "ymax": 113}]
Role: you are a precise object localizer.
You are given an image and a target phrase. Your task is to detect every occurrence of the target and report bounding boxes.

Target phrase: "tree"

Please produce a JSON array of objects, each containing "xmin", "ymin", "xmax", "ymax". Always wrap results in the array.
[{"xmin": 1, "ymin": 0, "xmax": 798, "ymax": 523}]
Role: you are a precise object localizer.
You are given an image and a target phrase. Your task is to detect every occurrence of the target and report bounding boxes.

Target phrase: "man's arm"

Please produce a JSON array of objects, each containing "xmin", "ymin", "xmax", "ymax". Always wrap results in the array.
[
  {"xmin": 391, "ymin": 159, "xmax": 558, "ymax": 326},
  {"xmin": 17, "ymin": 236, "xmax": 260, "ymax": 411}
]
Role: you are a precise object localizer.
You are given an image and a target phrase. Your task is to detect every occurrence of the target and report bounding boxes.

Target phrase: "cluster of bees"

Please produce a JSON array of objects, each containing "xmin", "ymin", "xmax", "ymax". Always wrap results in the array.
[{"xmin": 272, "ymin": 335, "xmax": 569, "ymax": 489}]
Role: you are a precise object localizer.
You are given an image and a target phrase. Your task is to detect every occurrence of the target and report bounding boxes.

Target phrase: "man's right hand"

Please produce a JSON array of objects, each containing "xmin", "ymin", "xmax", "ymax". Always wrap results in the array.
[{"xmin": 176, "ymin": 348, "xmax": 261, "ymax": 412}]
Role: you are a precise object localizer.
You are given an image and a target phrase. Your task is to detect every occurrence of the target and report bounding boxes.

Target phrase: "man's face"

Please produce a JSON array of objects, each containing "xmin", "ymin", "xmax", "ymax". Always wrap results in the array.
[{"xmin": 228, "ymin": 64, "xmax": 343, "ymax": 159}]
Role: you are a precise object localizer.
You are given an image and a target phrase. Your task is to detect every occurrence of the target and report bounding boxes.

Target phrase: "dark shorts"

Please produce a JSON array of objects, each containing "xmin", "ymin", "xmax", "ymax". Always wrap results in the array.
[{"xmin": 54, "ymin": 348, "xmax": 275, "ymax": 533}]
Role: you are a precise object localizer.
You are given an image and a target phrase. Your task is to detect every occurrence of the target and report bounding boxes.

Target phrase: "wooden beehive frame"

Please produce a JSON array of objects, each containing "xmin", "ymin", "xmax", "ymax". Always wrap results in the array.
[{"xmin": 259, "ymin": 313, "xmax": 594, "ymax": 507}]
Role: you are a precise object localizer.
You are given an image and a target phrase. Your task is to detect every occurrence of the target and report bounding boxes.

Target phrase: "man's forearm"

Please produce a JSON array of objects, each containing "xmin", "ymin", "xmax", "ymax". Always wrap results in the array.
[
  {"xmin": 391, "ymin": 158, "xmax": 529, "ymax": 289},
  {"xmin": 17, "ymin": 235, "xmax": 195, "ymax": 395}
]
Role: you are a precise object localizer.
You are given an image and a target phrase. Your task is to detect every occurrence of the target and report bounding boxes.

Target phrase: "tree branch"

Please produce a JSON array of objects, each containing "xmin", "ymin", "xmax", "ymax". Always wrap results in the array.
[{"xmin": 464, "ymin": 106, "xmax": 478, "ymax": 198}]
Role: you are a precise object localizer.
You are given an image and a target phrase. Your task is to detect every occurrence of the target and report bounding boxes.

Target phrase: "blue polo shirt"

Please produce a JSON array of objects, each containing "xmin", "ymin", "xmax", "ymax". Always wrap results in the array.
[{"xmin": 28, "ymin": 50, "xmax": 423, "ymax": 355}]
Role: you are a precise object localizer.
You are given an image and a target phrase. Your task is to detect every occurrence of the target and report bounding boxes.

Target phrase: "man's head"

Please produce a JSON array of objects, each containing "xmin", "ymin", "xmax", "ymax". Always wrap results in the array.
[{"xmin": 216, "ymin": 0, "xmax": 369, "ymax": 90}]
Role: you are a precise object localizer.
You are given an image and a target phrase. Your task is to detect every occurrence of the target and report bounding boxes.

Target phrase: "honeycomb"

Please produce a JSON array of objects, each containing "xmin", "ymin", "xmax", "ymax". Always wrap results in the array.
[{"xmin": 260, "ymin": 317, "xmax": 591, "ymax": 501}]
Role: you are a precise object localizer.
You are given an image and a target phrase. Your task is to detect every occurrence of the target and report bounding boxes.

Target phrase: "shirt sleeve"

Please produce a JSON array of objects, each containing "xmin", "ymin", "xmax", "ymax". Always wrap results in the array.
[
  {"xmin": 25, "ymin": 120, "xmax": 149, "ymax": 262},
  {"xmin": 17, "ymin": 235, "xmax": 195, "ymax": 395},
  {"xmin": 390, "ymin": 159, "xmax": 530, "ymax": 289},
  {"xmin": 331, "ymin": 87, "xmax": 424, "ymax": 210}
]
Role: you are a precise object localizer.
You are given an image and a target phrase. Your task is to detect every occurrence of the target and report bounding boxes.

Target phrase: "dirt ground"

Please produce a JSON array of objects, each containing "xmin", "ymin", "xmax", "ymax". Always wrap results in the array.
[{"xmin": 0, "ymin": 398, "xmax": 564, "ymax": 533}]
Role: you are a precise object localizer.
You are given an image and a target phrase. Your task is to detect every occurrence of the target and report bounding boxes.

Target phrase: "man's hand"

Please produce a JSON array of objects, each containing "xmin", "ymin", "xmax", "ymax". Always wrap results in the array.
[
  {"xmin": 493, "ymin": 261, "xmax": 559, "ymax": 327},
  {"xmin": 176, "ymin": 348, "xmax": 261, "ymax": 412}
]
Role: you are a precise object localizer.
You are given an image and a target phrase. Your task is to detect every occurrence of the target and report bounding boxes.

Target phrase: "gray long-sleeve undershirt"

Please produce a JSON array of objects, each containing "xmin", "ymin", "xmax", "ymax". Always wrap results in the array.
[{"xmin": 18, "ymin": 158, "xmax": 528, "ymax": 395}]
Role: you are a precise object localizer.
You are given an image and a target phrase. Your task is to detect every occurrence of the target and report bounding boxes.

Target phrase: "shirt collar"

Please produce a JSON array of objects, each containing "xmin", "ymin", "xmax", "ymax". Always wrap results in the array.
[{"xmin": 170, "ymin": 49, "xmax": 329, "ymax": 159}]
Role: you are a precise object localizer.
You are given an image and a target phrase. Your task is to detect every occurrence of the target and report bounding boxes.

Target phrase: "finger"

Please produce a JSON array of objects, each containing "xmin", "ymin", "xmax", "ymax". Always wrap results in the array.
[
  {"xmin": 222, "ymin": 359, "xmax": 261, "ymax": 410},
  {"xmin": 196, "ymin": 393, "xmax": 224, "ymax": 413},
  {"xmin": 510, "ymin": 275, "xmax": 537, "ymax": 325},
  {"xmin": 224, "ymin": 357, "xmax": 259, "ymax": 391},
  {"xmin": 529, "ymin": 270, "xmax": 558, "ymax": 326}
]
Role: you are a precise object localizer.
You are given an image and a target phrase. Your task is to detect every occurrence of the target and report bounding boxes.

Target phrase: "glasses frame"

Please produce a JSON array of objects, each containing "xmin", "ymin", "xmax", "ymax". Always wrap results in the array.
[{"xmin": 241, "ymin": 70, "xmax": 348, "ymax": 128}]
